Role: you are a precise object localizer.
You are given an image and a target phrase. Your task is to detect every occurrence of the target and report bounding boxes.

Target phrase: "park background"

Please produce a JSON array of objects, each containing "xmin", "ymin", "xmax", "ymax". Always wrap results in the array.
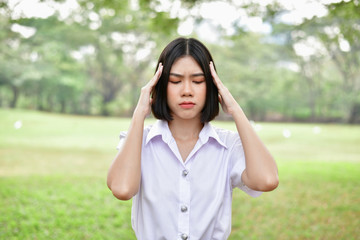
[{"xmin": 0, "ymin": 0, "xmax": 359, "ymax": 239}]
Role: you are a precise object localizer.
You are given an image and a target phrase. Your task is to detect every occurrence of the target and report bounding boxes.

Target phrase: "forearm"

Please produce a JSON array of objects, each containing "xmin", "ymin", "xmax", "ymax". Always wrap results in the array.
[
  {"xmin": 107, "ymin": 112, "xmax": 145, "ymax": 200},
  {"xmin": 232, "ymin": 106, "xmax": 278, "ymax": 192},
  {"xmin": 107, "ymin": 63, "xmax": 162, "ymax": 200},
  {"xmin": 209, "ymin": 61, "xmax": 278, "ymax": 191}
]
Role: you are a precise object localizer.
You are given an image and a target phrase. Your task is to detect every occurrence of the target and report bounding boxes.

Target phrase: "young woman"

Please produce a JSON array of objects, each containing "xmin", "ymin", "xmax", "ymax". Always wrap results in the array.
[{"xmin": 107, "ymin": 37, "xmax": 278, "ymax": 240}]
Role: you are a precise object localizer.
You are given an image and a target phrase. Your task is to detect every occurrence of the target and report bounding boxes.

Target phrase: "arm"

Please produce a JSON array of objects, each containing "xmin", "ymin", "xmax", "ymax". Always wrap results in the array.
[
  {"xmin": 107, "ymin": 63, "xmax": 163, "ymax": 200},
  {"xmin": 210, "ymin": 62, "xmax": 278, "ymax": 192}
]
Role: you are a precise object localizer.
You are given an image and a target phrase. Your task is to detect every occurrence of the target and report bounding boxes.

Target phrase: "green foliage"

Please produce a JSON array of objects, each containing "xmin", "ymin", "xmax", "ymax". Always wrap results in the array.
[
  {"xmin": 264, "ymin": 0, "xmax": 360, "ymax": 123},
  {"xmin": 210, "ymin": 33, "xmax": 304, "ymax": 121},
  {"xmin": 0, "ymin": 0, "xmax": 359, "ymax": 122},
  {"xmin": 0, "ymin": 0, "xmax": 179, "ymax": 116},
  {"xmin": 0, "ymin": 109, "xmax": 359, "ymax": 239}
]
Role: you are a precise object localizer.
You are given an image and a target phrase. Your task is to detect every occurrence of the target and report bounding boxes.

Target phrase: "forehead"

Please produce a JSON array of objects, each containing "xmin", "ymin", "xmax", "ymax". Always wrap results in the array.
[{"xmin": 170, "ymin": 56, "xmax": 203, "ymax": 73}]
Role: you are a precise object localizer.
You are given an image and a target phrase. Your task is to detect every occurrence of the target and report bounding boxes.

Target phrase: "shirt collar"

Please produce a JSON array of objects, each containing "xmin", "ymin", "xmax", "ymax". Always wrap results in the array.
[
  {"xmin": 145, "ymin": 120, "xmax": 173, "ymax": 145},
  {"xmin": 199, "ymin": 122, "xmax": 228, "ymax": 149},
  {"xmin": 146, "ymin": 120, "xmax": 227, "ymax": 149}
]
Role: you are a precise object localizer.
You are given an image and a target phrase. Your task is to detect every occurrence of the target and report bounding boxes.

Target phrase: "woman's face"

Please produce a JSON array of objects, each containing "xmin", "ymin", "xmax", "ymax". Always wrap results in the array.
[{"xmin": 167, "ymin": 56, "xmax": 206, "ymax": 122}]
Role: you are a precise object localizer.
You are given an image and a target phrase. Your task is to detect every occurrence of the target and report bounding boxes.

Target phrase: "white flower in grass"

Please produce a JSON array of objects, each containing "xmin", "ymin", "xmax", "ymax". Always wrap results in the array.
[
  {"xmin": 313, "ymin": 126, "xmax": 321, "ymax": 134},
  {"xmin": 282, "ymin": 129, "xmax": 291, "ymax": 138},
  {"xmin": 14, "ymin": 120, "xmax": 22, "ymax": 129},
  {"xmin": 250, "ymin": 120, "xmax": 262, "ymax": 132}
]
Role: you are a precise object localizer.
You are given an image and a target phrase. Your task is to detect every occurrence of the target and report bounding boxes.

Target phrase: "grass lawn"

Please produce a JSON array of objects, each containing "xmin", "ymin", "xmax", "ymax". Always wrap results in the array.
[{"xmin": 0, "ymin": 109, "xmax": 359, "ymax": 239}]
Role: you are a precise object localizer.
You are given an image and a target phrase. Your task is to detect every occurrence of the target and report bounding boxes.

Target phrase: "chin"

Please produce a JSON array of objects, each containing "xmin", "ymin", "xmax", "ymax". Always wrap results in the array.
[{"xmin": 174, "ymin": 113, "xmax": 201, "ymax": 121}]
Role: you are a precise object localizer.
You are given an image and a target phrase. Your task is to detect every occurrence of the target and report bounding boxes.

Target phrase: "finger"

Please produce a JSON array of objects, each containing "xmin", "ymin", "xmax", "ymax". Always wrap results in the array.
[
  {"xmin": 155, "ymin": 62, "xmax": 163, "ymax": 78},
  {"xmin": 147, "ymin": 63, "xmax": 163, "ymax": 88},
  {"xmin": 209, "ymin": 61, "xmax": 216, "ymax": 78},
  {"xmin": 157, "ymin": 62, "xmax": 163, "ymax": 79},
  {"xmin": 210, "ymin": 62, "xmax": 220, "ymax": 83},
  {"xmin": 209, "ymin": 61, "xmax": 223, "ymax": 88},
  {"xmin": 153, "ymin": 63, "xmax": 163, "ymax": 83}
]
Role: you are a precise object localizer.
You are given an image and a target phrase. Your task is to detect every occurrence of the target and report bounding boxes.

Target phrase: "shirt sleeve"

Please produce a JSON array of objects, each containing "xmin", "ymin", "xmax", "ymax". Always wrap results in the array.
[
  {"xmin": 116, "ymin": 131, "xmax": 127, "ymax": 150},
  {"xmin": 229, "ymin": 134, "xmax": 262, "ymax": 198}
]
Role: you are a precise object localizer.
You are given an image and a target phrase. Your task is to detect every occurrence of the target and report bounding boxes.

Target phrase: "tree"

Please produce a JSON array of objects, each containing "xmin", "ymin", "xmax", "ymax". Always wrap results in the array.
[
  {"xmin": 0, "ymin": 0, "xmax": 180, "ymax": 115},
  {"xmin": 0, "ymin": 2, "xmax": 30, "ymax": 108},
  {"xmin": 209, "ymin": 32, "xmax": 299, "ymax": 121},
  {"xmin": 263, "ymin": 0, "xmax": 360, "ymax": 123}
]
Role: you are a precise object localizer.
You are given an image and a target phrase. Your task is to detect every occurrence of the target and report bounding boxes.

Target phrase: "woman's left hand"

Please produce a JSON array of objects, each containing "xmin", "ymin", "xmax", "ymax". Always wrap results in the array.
[
  {"xmin": 210, "ymin": 61, "xmax": 278, "ymax": 192},
  {"xmin": 210, "ymin": 61, "xmax": 241, "ymax": 116}
]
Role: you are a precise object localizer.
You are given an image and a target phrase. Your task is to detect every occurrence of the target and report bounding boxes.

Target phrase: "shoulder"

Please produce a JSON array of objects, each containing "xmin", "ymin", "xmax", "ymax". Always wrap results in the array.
[
  {"xmin": 143, "ymin": 123, "xmax": 154, "ymax": 135},
  {"xmin": 211, "ymin": 125, "xmax": 242, "ymax": 148},
  {"xmin": 118, "ymin": 122, "xmax": 156, "ymax": 139}
]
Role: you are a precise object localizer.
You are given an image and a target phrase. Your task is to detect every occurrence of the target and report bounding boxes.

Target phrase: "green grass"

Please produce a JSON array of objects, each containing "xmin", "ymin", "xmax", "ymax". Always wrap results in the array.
[{"xmin": 0, "ymin": 109, "xmax": 359, "ymax": 239}]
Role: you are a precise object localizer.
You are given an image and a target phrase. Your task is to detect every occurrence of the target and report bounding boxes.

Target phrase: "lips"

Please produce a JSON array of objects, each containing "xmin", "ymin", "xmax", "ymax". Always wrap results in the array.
[{"xmin": 179, "ymin": 101, "xmax": 195, "ymax": 109}]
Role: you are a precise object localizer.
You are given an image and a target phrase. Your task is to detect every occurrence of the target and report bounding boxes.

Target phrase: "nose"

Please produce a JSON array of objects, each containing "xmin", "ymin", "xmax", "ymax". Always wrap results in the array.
[{"xmin": 181, "ymin": 80, "xmax": 193, "ymax": 97}]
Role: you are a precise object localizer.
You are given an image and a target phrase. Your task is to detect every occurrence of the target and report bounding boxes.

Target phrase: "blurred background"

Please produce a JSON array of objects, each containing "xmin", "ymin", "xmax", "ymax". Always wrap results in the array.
[
  {"xmin": 1, "ymin": 0, "xmax": 359, "ymax": 122},
  {"xmin": 1, "ymin": 0, "xmax": 359, "ymax": 239}
]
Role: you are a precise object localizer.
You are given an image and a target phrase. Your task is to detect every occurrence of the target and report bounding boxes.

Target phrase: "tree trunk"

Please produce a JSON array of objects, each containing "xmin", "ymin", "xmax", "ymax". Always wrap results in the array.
[
  {"xmin": 10, "ymin": 85, "xmax": 19, "ymax": 108},
  {"xmin": 347, "ymin": 103, "xmax": 360, "ymax": 124},
  {"xmin": 101, "ymin": 96, "xmax": 110, "ymax": 116},
  {"xmin": 60, "ymin": 100, "xmax": 66, "ymax": 113}
]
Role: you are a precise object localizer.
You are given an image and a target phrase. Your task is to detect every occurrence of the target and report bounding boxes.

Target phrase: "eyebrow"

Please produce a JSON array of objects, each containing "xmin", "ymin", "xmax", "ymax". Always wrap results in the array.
[{"xmin": 169, "ymin": 73, "xmax": 205, "ymax": 77}]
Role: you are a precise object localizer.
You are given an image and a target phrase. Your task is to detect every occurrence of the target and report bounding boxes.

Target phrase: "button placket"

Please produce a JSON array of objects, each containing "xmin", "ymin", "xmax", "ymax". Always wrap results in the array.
[{"xmin": 178, "ymin": 167, "xmax": 190, "ymax": 239}]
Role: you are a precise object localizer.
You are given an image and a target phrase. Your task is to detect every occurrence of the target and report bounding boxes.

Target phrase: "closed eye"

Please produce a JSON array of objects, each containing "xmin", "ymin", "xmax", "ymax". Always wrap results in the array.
[
  {"xmin": 169, "ymin": 80, "xmax": 181, "ymax": 84},
  {"xmin": 193, "ymin": 80, "xmax": 205, "ymax": 84}
]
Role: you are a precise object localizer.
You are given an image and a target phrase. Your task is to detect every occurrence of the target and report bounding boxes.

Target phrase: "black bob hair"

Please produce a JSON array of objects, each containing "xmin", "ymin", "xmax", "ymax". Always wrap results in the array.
[{"xmin": 151, "ymin": 37, "xmax": 219, "ymax": 123}]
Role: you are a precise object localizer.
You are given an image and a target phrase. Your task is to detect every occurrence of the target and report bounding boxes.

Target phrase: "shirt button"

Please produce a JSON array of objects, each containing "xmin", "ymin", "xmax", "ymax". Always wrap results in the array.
[
  {"xmin": 181, "ymin": 233, "xmax": 188, "ymax": 240},
  {"xmin": 181, "ymin": 205, "xmax": 188, "ymax": 212},
  {"xmin": 182, "ymin": 170, "xmax": 188, "ymax": 177}
]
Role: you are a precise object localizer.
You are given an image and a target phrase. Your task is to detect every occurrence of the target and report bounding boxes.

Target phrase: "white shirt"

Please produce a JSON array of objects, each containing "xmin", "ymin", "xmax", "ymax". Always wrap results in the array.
[{"xmin": 117, "ymin": 120, "xmax": 262, "ymax": 240}]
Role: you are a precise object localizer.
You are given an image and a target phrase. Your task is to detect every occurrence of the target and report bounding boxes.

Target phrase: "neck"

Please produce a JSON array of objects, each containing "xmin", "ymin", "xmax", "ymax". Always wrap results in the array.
[{"xmin": 168, "ymin": 118, "xmax": 204, "ymax": 141}]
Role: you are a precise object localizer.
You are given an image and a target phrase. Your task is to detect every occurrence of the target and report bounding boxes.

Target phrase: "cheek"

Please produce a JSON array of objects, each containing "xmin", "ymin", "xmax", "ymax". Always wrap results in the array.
[
  {"xmin": 166, "ymin": 85, "xmax": 172, "ymax": 96},
  {"xmin": 198, "ymin": 85, "xmax": 207, "ymax": 100},
  {"xmin": 166, "ymin": 85, "xmax": 175, "ymax": 103}
]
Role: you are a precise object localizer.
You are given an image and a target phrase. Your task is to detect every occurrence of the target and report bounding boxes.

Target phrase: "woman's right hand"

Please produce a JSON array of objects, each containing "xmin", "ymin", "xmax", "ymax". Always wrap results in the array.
[
  {"xmin": 134, "ymin": 63, "xmax": 163, "ymax": 118},
  {"xmin": 109, "ymin": 63, "xmax": 162, "ymax": 200}
]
